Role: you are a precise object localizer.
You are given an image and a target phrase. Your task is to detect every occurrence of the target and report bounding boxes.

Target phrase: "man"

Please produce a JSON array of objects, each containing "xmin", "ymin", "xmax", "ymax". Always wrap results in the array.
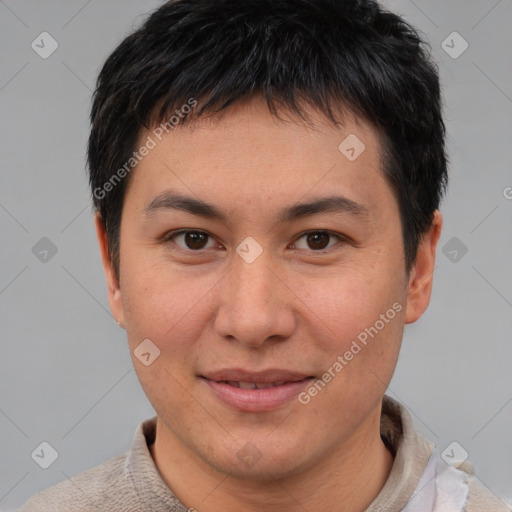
[{"xmin": 19, "ymin": 0, "xmax": 512, "ymax": 510}]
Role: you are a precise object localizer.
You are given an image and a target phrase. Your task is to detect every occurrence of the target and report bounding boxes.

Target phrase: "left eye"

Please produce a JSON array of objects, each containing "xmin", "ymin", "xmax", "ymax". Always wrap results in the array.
[
  {"xmin": 292, "ymin": 231, "xmax": 342, "ymax": 251},
  {"xmin": 166, "ymin": 230, "xmax": 217, "ymax": 251}
]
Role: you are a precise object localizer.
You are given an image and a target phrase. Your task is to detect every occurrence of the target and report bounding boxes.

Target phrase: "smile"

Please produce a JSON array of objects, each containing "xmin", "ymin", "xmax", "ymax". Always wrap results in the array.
[{"xmin": 200, "ymin": 370, "xmax": 315, "ymax": 412}]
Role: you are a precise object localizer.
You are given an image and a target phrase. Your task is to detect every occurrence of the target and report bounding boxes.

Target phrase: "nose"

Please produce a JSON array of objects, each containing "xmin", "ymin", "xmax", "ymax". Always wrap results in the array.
[{"xmin": 213, "ymin": 247, "xmax": 296, "ymax": 349}]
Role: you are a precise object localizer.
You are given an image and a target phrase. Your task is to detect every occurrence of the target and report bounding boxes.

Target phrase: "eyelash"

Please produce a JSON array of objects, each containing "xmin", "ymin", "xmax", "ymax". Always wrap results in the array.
[{"xmin": 162, "ymin": 229, "xmax": 347, "ymax": 254}]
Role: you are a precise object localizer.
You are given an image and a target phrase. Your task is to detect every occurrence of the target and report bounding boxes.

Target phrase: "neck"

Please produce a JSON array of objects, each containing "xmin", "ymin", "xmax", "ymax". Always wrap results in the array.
[{"xmin": 149, "ymin": 404, "xmax": 394, "ymax": 512}]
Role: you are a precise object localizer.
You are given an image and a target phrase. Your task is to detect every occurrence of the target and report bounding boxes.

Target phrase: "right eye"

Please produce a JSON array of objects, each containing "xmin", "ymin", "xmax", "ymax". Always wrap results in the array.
[{"xmin": 163, "ymin": 229, "xmax": 219, "ymax": 252}]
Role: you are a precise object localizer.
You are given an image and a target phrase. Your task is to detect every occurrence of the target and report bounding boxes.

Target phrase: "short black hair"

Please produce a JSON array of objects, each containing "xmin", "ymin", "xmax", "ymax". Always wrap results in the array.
[{"xmin": 88, "ymin": 0, "xmax": 447, "ymax": 277}]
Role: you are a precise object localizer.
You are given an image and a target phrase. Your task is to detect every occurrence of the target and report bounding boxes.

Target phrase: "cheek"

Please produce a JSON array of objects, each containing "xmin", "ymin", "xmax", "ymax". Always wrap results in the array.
[
  {"xmin": 120, "ymin": 257, "xmax": 218, "ymax": 355},
  {"xmin": 120, "ymin": 263, "xmax": 219, "ymax": 414},
  {"xmin": 294, "ymin": 261, "xmax": 406, "ymax": 355},
  {"xmin": 295, "ymin": 269, "xmax": 406, "ymax": 420}
]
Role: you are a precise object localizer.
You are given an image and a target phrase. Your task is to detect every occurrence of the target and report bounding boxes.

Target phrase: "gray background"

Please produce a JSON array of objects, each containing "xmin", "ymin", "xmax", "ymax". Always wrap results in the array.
[{"xmin": 1, "ymin": 0, "xmax": 511, "ymax": 509}]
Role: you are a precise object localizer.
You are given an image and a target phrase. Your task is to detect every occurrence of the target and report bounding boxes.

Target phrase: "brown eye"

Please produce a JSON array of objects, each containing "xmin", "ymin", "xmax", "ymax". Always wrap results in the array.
[
  {"xmin": 293, "ymin": 231, "xmax": 342, "ymax": 251},
  {"xmin": 183, "ymin": 231, "xmax": 209, "ymax": 249},
  {"xmin": 167, "ymin": 230, "xmax": 215, "ymax": 251},
  {"xmin": 306, "ymin": 232, "xmax": 330, "ymax": 250}
]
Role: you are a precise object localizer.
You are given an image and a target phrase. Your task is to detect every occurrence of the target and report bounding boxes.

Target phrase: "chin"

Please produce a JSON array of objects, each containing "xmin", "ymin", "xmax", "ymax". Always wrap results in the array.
[{"xmin": 202, "ymin": 436, "xmax": 319, "ymax": 482}]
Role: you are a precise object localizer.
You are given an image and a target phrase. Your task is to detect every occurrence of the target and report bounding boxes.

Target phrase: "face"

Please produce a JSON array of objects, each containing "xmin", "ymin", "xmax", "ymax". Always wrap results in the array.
[{"xmin": 97, "ymin": 97, "xmax": 440, "ymax": 479}]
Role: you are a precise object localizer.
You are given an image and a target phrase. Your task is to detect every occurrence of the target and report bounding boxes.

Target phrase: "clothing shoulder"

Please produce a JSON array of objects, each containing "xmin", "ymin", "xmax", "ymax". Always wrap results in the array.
[
  {"xmin": 462, "ymin": 467, "xmax": 512, "ymax": 512},
  {"xmin": 17, "ymin": 417, "xmax": 184, "ymax": 512},
  {"xmin": 17, "ymin": 452, "xmax": 137, "ymax": 512}
]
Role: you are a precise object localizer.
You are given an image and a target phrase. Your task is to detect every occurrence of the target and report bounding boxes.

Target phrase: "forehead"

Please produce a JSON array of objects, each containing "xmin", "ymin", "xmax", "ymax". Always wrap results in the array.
[{"xmin": 123, "ymin": 97, "xmax": 395, "ymax": 224}]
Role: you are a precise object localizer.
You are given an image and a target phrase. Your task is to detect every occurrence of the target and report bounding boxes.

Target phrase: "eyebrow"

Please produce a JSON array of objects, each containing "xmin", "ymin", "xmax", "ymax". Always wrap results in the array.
[
  {"xmin": 143, "ymin": 191, "xmax": 369, "ymax": 224},
  {"xmin": 277, "ymin": 195, "xmax": 368, "ymax": 223}
]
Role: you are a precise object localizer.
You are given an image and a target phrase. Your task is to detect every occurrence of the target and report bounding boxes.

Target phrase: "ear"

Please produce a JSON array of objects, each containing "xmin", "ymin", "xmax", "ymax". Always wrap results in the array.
[
  {"xmin": 405, "ymin": 210, "xmax": 443, "ymax": 324},
  {"xmin": 95, "ymin": 212, "xmax": 125, "ymax": 328}
]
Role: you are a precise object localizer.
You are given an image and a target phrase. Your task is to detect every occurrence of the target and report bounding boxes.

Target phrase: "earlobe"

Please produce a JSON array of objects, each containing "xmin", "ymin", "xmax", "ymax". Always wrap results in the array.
[
  {"xmin": 94, "ymin": 213, "xmax": 125, "ymax": 327},
  {"xmin": 404, "ymin": 210, "xmax": 443, "ymax": 324}
]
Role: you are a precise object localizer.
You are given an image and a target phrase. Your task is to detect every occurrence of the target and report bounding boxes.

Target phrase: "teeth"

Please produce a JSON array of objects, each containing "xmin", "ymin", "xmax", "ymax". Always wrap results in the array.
[
  {"xmin": 254, "ymin": 382, "xmax": 275, "ymax": 389},
  {"xmin": 224, "ymin": 381, "xmax": 288, "ymax": 389},
  {"xmin": 238, "ymin": 381, "xmax": 257, "ymax": 389}
]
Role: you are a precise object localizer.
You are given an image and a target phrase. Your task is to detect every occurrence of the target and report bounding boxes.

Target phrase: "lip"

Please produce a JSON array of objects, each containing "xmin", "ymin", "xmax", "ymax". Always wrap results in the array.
[{"xmin": 200, "ymin": 369, "xmax": 315, "ymax": 412}]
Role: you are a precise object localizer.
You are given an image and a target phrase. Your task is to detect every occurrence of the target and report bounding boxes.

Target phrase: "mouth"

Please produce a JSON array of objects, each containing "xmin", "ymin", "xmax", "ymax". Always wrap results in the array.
[
  {"xmin": 214, "ymin": 380, "xmax": 295, "ymax": 389},
  {"xmin": 200, "ymin": 370, "xmax": 315, "ymax": 412}
]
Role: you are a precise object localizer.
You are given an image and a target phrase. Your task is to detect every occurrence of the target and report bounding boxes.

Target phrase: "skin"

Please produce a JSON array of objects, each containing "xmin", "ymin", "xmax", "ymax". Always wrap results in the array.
[{"xmin": 96, "ymin": 96, "xmax": 442, "ymax": 512}]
